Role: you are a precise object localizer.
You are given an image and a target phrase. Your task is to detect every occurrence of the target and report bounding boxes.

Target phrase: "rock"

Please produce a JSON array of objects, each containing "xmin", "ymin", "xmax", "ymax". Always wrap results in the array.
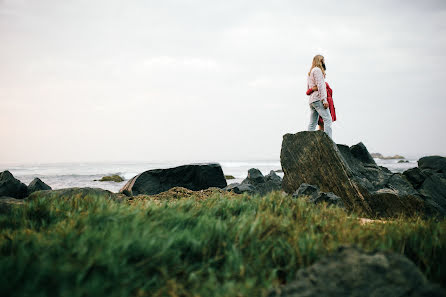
[
  {"xmin": 225, "ymin": 169, "xmax": 282, "ymax": 195},
  {"xmin": 224, "ymin": 175, "xmax": 235, "ymax": 180},
  {"xmin": 95, "ymin": 175, "xmax": 125, "ymax": 182},
  {"xmin": 292, "ymin": 183, "xmax": 320, "ymax": 200},
  {"xmin": 27, "ymin": 187, "xmax": 124, "ymax": 202},
  {"xmin": 27, "ymin": 178, "xmax": 52, "ymax": 194},
  {"xmin": 398, "ymin": 160, "xmax": 409, "ymax": 163},
  {"xmin": 350, "ymin": 142, "xmax": 376, "ymax": 165},
  {"xmin": 224, "ymin": 183, "xmax": 256, "ymax": 194},
  {"xmin": 312, "ymin": 192, "xmax": 344, "ymax": 208},
  {"xmin": 403, "ymin": 167, "xmax": 427, "ymax": 189},
  {"xmin": 371, "ymin": 153, "xmax": 384, "ymax": 158},
  {"xmin": 267, "ymin": 247, "xmax": 445, "ymax": 297},
  {"xmin": 274, "ymin": 169, "xmax": 283, "ymax": 173},
  {"xmin": 240, "ymin": 169, "xmax": 282, "ymax": 195},
  {"xmin": 245, "ymin": 168, "xmax": 265, "ymax": 184},
  {"xmin": 418, "ymin": 156, "xmax": 446, "ymax": 175},
  {"xmin": 293, "ymin": 184, "xmax": 344, "ymax": 208},
  {"xmin": 280, "ymin": 131, "xmax": 425, "ymax": 217},
  {"xmin": 119, "ymin": 163, "xmax": 227, "ymax": 196},
  {"xmin": 265, "ymin": 170, "xmax": 282, "ymax": 184},
  {"xmin": 418, "ymin": 174, "xmax": 446, "ymax": 212},
  {"xmin": 370, "ymin": 153, "xmax": 405, "ymax": 160},
  {"xmin": 0, "ymin": 170, "xmax": 28, "ymax": 199}
]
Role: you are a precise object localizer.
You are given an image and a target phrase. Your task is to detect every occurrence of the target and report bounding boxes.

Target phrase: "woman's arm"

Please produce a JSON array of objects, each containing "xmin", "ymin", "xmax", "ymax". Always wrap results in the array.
[
  {"xmin": 306, "ymin": 85, "xmax": 318, "ymax": 95},
  {"xmin": 313, "ymin": 68, "xmax": 327, "ymax": 105}
]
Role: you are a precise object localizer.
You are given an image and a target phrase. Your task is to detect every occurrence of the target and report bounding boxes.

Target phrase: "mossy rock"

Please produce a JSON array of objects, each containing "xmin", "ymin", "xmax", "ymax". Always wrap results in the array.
[
  {"xmin": 96, "ymin": 175, "xmax": 124, "ymax": 182},
  {"xmin": 225, "ymin": 175, "xmax": 235, "ymax": 180}
]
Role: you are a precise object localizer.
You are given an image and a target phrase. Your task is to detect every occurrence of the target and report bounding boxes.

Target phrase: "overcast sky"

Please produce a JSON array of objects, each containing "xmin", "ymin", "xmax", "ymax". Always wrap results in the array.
[{"xmin": 1, "ymin": 0, "xmax": 445, "ymax": 164}]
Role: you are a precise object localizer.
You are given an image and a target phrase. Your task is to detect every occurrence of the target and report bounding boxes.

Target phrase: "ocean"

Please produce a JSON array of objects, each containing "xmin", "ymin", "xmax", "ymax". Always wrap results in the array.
[{"xmin": 0, "ymin": 159, "xmax": 418, "ymax": 193}]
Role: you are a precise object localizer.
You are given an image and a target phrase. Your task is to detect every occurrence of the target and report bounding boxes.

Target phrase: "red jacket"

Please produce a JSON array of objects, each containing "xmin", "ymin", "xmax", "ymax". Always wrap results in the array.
[{"xmin": 306, "ymin": 82, "xmax": 336, "ymax": 124}]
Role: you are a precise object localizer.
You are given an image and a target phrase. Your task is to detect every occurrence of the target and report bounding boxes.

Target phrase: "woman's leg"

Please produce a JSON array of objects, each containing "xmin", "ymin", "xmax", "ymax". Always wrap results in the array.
[
  {"xmin": 313, "ymin": 102, "xmax": 332, "ymax": 138},
  {"xmin": 307, "ymin": 103, "xmax": 319, "ymax": 131}
]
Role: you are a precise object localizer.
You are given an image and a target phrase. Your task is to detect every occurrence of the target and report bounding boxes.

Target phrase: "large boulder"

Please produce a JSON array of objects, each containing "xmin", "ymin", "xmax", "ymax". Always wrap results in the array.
[
  {"xmin": 402, "ymin": 156, "xmax": 446, "ymax": 216},
  {"xmin": 418, "ymin": 156, "xmax": 446, "ymax": 175},
  {"xmin": 268, "ymin": 247, "xmax": 445, "ymax": 297},
  {"xmin": 280, "ymin": 131, "xmax": 425, "ymax": 217},
  {"xmin": 119, "ymin": 163, "xmax": 227, "ymax": 196},
  {"xmin": 28, "ymin": 178, "xmax": 52, "ymax": 194},
  {"xmin": 225, "ymin": 169, "xmax": 282, "ymax": 195},
  {"xmin": 0, "ymin": 170, "xmax": 28, "ymax": 199}
]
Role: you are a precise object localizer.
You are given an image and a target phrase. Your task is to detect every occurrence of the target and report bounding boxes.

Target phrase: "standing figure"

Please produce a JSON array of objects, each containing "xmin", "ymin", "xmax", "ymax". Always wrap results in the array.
[
  {"xmin": 306, "ymin": 55, "xmax": 332, "ymax": 139},
  {"xmin": 306, "ymin": 81, "xmax": 336, "ymax": 131}
]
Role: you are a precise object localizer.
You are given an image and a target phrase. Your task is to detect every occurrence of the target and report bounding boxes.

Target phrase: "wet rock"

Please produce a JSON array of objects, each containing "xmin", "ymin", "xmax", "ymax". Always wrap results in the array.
[
  {"xmin": 280, "ymin": 131, "xmax": 424, "ymax": 217},
  {"xmin": 268, "ymin": 247, "xmax": 445, "ymax": 297},
  {"xmin": 225, "ymin": 169, "xmax": 282, "ymax": 195},
  {"xmin": 403, "ymin": 167, "xmax": 427, "ymax": 189},
  {"xmin": 418, "ymin": 156, "xmax": 446, "ymax": 176},
  {"xmin": 119, "ymin": 163, "xmax": 227, "ymax": 196},
  {"xmin": 0, "ymin": 170, "xmax": 28, "ymax": 199},
  {"xmin": 245, "ymin": 168, "xmax": 265, "ymax": 184},
  {"xmin": 28, "ymin": 178, "xmax": 52, "ymax": 194}
]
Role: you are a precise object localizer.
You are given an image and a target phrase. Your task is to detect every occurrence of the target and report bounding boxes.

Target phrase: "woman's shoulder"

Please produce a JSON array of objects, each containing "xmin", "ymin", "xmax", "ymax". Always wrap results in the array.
[{"xmin": 311, "ymin": 67, "xmax": 322, "ymax": 74}]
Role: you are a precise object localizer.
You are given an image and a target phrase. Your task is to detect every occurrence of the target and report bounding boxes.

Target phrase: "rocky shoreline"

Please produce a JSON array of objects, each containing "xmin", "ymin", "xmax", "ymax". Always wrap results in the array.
[
  {"xmin": 1, "ymin": 131, "xmax": 445, "ymax": 219},
  {"xmin": 1, "ymin": 131, "xmax": 445, "ymax": 296}
]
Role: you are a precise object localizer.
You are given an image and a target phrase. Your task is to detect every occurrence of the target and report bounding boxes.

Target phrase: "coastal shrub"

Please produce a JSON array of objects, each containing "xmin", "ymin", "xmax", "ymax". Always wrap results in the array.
[{"xmin": 0, "ymin": 191, "xmax": 444, "ymax": 297}]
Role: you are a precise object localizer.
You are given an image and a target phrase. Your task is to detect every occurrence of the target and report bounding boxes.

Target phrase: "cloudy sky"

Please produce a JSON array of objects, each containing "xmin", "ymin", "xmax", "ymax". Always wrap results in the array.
[{"xmin": 1, "ymin": 0, "xmax": 445, "ymax": 164}]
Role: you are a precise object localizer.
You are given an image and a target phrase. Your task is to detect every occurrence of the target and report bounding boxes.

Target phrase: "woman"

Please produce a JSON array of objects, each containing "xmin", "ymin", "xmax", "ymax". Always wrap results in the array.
[
  {"xmin": 306, "ymin": 55, "xmax": 333, "ymax": 138},
  {"xmin": 306, "ymin": 81, "xmax": 336, "ymax": 131}
]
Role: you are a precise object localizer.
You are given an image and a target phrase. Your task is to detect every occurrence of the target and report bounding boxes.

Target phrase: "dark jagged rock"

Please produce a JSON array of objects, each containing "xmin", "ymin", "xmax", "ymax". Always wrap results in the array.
[
  {"xmin": 28, "ymin": 178, "xmax": 52, "ymax": 194},
  {"xmin": 350, "ymin": 142, "xmax": 376, "ymax": 165},
  {"xmin": 119, "ymin": 163, "xmax": 227, "ymax": 196},
  {"xmin": 419, "ymin": 175, "xmax": 446, "ymax": 212},
  {"xmin": 268, "ymin": 247, "xmax": 446, "ymax": 297},
  {"xmin": 0, "ymin": 170, "xmax": 28, "ymax": 199},
  {"xmin": 280, "ymin": 131, "xmax": 425, "ymax": 217},
  {"xmin": 419, "ymin": 156, "xmax": 446, "ymax": 175},
  {"xmin": 246, "ymin": 168, "xmax": 265, "ymax": 184},
  {"xmin": 292, "ymin": 183, "xmax": 320, "ymax": 200},
  {"xmin": 225, "ymin": 169, "xmax": 282, "ymax": 195},
  {"xmin": 403, "ymin": 167, "xmax": 428, "ymax": 189},
  {"xmin": 265, "ymin": 170, "xmax": 282, "ymax": 184},
  {"xmin": 241, "ymin": 169, "xmax": 282, "ymax": 195},
  {"xmin": 402, "ymin": 156, "xmax": 446, "ymax": 216}
]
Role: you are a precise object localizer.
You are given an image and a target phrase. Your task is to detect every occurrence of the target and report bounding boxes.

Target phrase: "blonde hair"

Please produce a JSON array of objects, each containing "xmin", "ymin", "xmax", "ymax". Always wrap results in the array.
[{"xmin": 308, "ymin": 55, "xmax": 326, "ymax": 77}]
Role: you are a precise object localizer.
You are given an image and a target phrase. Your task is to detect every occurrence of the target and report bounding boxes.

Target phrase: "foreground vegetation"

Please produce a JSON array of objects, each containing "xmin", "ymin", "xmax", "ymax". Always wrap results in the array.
[{"xmin": 0, "ymin": 191, "xmax": 445, "ymax": 297}]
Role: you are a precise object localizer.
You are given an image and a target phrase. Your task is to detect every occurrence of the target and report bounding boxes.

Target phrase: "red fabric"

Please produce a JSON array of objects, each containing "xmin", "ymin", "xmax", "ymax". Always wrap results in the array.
[
  {"xmin": 306, "ymin": 88, "xmax": 314, "ymax": 95},
  {"xmin": 318, "ymin": 82, "xmax": 336, "ymax": 125}
]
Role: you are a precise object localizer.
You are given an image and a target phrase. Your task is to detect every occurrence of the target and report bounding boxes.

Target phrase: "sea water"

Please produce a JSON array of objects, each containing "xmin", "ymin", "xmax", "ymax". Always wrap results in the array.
[{"xmin": 0, "ymin": 159, "xmax": 417, "ymax": 193}]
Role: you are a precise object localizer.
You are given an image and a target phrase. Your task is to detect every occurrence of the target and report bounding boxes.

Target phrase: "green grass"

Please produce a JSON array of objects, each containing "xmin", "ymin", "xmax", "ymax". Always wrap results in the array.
[{"xmin": 0, "ymin": 191, "xmax": 445, "ymax": 297}]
